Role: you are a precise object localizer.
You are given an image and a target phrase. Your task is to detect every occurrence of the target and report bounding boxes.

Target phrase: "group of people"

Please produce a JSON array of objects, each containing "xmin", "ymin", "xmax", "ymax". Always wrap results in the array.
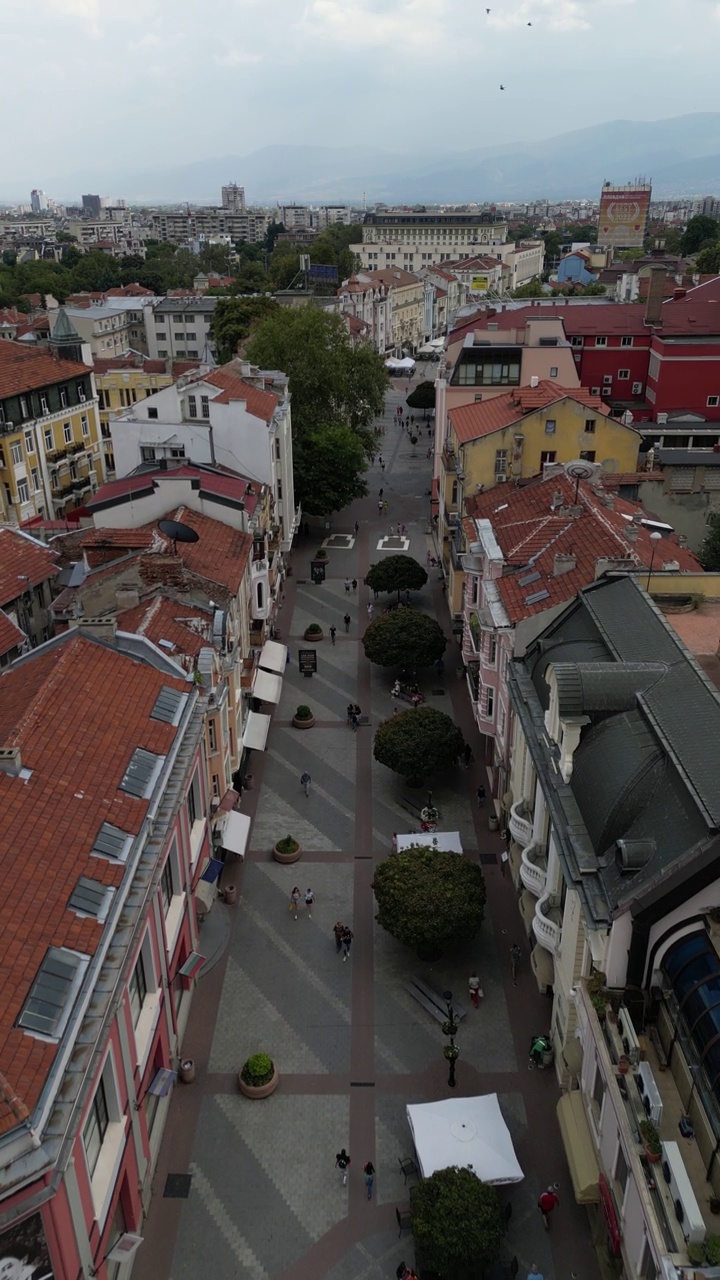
[
  {"xmin": 346, "ymin": 702, "xmax": 362, "ymax": 731},
  {"xmin": 333, "ymin": 921, "xmax": 354, "ymax": 961},
  {"xmin": 289, "ymin": 886, "xmax": 314, "ymax": 917},
  {"xmin": 334, "ymin": 1150, "xmax": 375, "ymax": 1196}
]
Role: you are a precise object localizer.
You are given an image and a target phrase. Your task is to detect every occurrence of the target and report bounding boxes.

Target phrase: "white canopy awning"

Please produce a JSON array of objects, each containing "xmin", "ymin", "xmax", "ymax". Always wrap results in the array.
[
  {"xmin": 385, "ymin": 356, "xmax": 415, "ymax": 370},
  {"xmin": 407, "ymin": 1095, "xmax": 524, "ymax": 1185},
  {"xmin": 396, "ymin": 831, "xmax": 463, "ymax": 854},
  {"xmin": 252, "ymin": 668, "xmax": 282, "ymax": 704},
  {"xmin": 242, "ymin": 710, "xmax": 271, "ymax": 751},
  {"xmin": 259, "ymin": 639, "xmax": 287, "ymax": 674},
  {"xmin": 218, "ymin": 810, "xmax": 251, "ymax": 858}
]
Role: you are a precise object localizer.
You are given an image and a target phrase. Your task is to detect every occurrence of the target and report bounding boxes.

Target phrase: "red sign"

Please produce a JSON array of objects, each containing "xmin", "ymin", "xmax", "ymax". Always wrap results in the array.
[{"xmin": 598, "ymin": 1173, "xmax": 622, "ymax": 1255}]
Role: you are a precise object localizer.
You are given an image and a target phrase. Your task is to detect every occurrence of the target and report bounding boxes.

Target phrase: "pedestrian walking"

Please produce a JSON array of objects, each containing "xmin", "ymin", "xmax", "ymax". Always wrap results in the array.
[
  {"xmin": 401, "ymin": 524, "xmax": 407, "ymax": 535},
  {"xmin": 301, "ymin": 771, "xmax": 311, "ymax": 797},
  {"xmin": 383, "ymin": 500, "xmax": 389, "ymax": 514},
  {"xmin": 426, "ymin": 446, "xmax": 432, "ymax": 459},
  {"xmin": 411, "ymin": 414, "xmax": 415, "ymax": 427},
  {"xmin": 333, "ymin": 920, "xmax": 344, "ymax": 953},
  {"xmin": 335, "ymin": 1149, "xmax": 351, "ymax": 1186},
  {"xmin": 344, "ymin": 577, "xmax": 351, "ymax": 593},
  {"xmin": 304, "ymin": 520, "xmax": 310, "ymax": 537},
  {"xmin": 463, "ymin": 742, "xmax": 473, "ymax": 768},
  {"xmin": 350, "ymin": 712, "xmax": 358, "ymax": 731},
  {"xmin": 379, "ymin": 487, "xmax": 384, "ymax": 498},
  {"xmin": 476, "ymin": 784, "xmax": 486, "ymax": 807},
  {"xmin": 352, "ymin": 578, "xmax": 357, "ymax": 592},
  {"xmin": 290, "ymin": 886, "xmax": 301, "ymax": 918},
  {"xmin": 468, "ymin": 971, "xmax": 483, "ymax": 1008},
  {"xmin": 342, "ymin": 927, "xmax": 354, "ymax": 961},
  {"xmin": 330, "ymin": 624, "xmax": 337, "ymax": 645},
  {"xmin": 354, "ymin": 521, "xmax": 359, "ymax": 534},
  {"xmin": 304, "ymin": 887, "xmax": 314, "ymax": 917},
  {"xmin": 346, "ymin": 702, "xmax": 354, "ymax": 724},
  {"xmin": 363, "ymin": 1161, "xmax": 375, "ymax": 1200},
  {"xmin": 538, "ymin": 1187, "xmax": 559, "ymax": 1230},
  {"xmin": 380, "ymin": 459, "xmax": 385, "ymax": 472},
  {"xmin": 344, "ymin": 613, "xmax": 351, "ymax": 633},
  {"xmin": 367, "ymin": 603, "xmax": 374, "ymax": 620},
  {"xmin": 527, "ymin": 1267, "xmax": 544, "ymax": 1280},
  {"xmin": 427, "ymin": 550, "xmax": 433, "ymax": 565}
]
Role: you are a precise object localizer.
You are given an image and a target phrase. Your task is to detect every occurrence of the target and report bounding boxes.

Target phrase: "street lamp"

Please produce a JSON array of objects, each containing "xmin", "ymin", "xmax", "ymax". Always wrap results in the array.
[
  {"xmin": 646, "ymin": 530, "xmax": 662, "ymax": 592},
  {"xmin": 442, "ymin": 989, "xmax": 460, "ymax": 1088}
]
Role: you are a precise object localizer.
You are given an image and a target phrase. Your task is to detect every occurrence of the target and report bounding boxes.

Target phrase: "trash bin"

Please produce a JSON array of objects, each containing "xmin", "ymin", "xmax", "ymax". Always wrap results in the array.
[{"xmin": 488, "ymin": 814, "xmax": 499, "ymax": 831}]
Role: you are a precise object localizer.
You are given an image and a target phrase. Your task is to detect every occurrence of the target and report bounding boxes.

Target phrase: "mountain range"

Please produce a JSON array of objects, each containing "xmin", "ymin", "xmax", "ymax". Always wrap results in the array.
[{"xmin": 18, "ymin": 114, "xmax": 720, "ymax": 205}]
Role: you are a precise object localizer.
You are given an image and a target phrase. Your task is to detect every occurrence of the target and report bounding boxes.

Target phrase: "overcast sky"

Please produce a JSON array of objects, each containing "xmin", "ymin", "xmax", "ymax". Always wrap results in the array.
[{"xmin": 4, "ymin": 0, "xmax": 719, "ymax": 199}]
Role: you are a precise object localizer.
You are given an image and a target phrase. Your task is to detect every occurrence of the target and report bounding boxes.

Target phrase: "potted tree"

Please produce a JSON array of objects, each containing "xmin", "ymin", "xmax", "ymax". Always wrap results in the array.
[
  {"xmin": 640, "ymin": 1120, "xmax": 662, "ymax": 1163},
  {"xmin": 304, "ymin": 622, "xmax": 324, "ymax": 641},
  {"xmin": 273, "ymin": 835, "xmax": 302, "ymax": 864},
  {"xmin": 292, "ymin": 704, "xmax": 315, "ymax": 729},
  {"xmin": 315, "ymin": 547, "xmax": 328, "ymax": 560},
  {"xmin": 238, "ymin": 1052, "xmax": 279, "ymax": 1099},
  {"xmin": 372, "ymin": 843, "xmax": 486, "ymax": 962},
  {"xmin": 411, "ymin": 1168, "xmax": 503, "ymax": 1278}
]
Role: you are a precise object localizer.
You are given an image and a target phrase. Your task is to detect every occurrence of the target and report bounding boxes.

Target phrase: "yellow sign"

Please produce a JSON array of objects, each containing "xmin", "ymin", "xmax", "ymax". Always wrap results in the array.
[{"xmin": 471, "ymin": 274, "xmax": 489, "ymax": 292}]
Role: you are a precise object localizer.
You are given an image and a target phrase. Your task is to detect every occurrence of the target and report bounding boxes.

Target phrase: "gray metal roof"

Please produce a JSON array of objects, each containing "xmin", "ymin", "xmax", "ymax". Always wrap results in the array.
[{"xmin": 657, "ymin": 449, "xmax": 720, "ymax": 467}]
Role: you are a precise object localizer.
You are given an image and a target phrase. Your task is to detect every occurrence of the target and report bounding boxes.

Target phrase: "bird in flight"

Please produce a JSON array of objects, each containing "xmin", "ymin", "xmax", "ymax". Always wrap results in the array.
[
  {"xmin": 527, "ymin": 20, "xmax": 532, "ymax": 25},
  {"xmin": 486, "ymin": 7, "xmax": 490, "ymax": 12},
  {"xmin": 499, "ymin": 84, "xmax": 505, "ymax": 90}
]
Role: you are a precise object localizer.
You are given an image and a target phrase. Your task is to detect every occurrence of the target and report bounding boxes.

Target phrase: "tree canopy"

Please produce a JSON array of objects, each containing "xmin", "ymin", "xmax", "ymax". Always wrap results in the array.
[
  {"xmin": 372, "ymin": 844, "xmax": 486, "ymax": 954},
  {"xmin": 411, "ymin": 1168, "xmax": 503, "ymax": 1279},
  {"xmin": 681, "ymin": 215, "xmax": 720, "ymax": 256},
  {"xmin": 209, "ymin": 296, "xmax": 278, "ymax": 362},
  {"xmin": 373, "ymin": 705, "xmax": 463, "ymax": 782},
  {"xmin": 511, "ymin": 277, "xmax": 545, "ymax": 298},
  {"xmin": 406, "ymin": 381, "xmax": 436, "ymax": 412},
  {"xmin": 699, "ymin": 512, "xmax": 720, "ymax": 571},
  {"xmin": 696, "ymin": 242, "xmax": 720, "ymax": 274},
  {"xmin": 365, "ymin": 554, "xmax": 428, "ymax": 601},
  {"xmin": 293, "ymin": 424, "xmax": 368, "ymax": 516},
  {"xmin": 362, "ymin": 609, "xmax": 446, "ymax": 669}
]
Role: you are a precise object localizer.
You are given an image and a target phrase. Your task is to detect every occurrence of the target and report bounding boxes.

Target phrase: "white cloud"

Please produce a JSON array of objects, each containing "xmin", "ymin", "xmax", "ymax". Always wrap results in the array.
[
  {"xmin": 487, "ymin": 0, "xmax": 591, "ymax": 32},
  {"xmin": 299, "ymin": 0, "xmax": 450, "ymax": 52},
  {"xmin": 215, "ymin": 46, "xmax": 262, "ymax": 65}
]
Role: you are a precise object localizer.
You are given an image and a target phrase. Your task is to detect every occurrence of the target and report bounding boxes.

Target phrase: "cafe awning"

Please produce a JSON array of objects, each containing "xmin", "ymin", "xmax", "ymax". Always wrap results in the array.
[
  {"xmin": 259, "ymin": 639, "xmax": 287, "ymax": 674},
  {"xmin": 556, "ymin": 1091, "xmax": 600, "ymax": 1205},
  {"xmin": 252, "ymin": 668, "xmax": 282, "ymax": 704},
  {"xmin": 218, "ymin": 811, "xmax": 251, "ymax": 859},
  {"xmin": 242, "ymin": 710, "xmax": 271, "ymax": 751}
]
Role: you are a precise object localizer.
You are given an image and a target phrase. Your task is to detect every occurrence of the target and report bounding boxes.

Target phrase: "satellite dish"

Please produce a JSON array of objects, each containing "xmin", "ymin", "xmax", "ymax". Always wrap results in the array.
[
  {"xmin": 158, "ymin": 519, "xmax": 200, "ymax": 551},
  {"xmin": 564, "ymin": 459, "xmax": 601, "ymax": 502}
]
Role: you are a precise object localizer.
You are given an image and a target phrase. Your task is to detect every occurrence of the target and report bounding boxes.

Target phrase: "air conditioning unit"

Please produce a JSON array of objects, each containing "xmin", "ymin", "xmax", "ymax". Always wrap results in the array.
[
  {"xmin": 636, "ymin": 1061, "xmax": 663, "ymax": 1126},
  {"xmin": 617, "ymin": 1005, "xmax": 641, "ymax": 1066},
  {"xmin": 632, "ymin": 382, "xmax": 642, "ymax": 394},
  {"xmin": 661, "ymin": 1142, "xmax": 705, "ymax": 1245}
]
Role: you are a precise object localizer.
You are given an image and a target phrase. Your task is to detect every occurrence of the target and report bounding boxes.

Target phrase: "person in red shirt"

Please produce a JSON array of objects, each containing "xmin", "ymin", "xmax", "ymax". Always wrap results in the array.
[{"xmin": 538, "ymin": 1187, "xmax": 559, "ymax": 1230}]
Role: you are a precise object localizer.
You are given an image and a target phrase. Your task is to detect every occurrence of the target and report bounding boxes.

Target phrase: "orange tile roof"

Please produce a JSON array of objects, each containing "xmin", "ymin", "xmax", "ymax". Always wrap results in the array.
[
  {"xmin": 0, "ymin": 633, "xmax": 188, "ymax": 1131},
  {"xmin": 117, "ymin": 594, "xmax": 211, "ymax": 657},
  {"xmin": 0, "ymin": 528, "xmax": 59, "ymax": 605},
  {"xmin": 81, "ymin": 509, "xmax": 253, "ymax": 595},
  {"xmin": 0, "ymin": 341, "xmax": 90, "ymax": 399},
  {"xmin": 449, "ymin": 382, "xmax": 610, "ymax": 444},
  {"xmin": 203, "ymin": 368, "xmax": 279, "ymax": 420},
  {"xmin": 0, "ymin": 609, "xmax": 25, "ymax": 656},
  {"xmin": 466, "ymin": 474, "xmax": 700, "ymax": 624}
]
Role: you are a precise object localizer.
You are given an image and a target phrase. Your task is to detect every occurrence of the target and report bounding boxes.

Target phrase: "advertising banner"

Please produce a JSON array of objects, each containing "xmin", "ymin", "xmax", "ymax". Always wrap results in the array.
[
  {"xmin": 298, "ymin": 649, "xmax": 317, "ymax": 674},
  {"xmin": 470, "ymin": 275, "xmax": 490, "ymax": 293},
  {"xmin": 598, "ymin": 187, "xmax": 651, "ymax": 248},
  {"xmin": 0, "ymin": 1212, "xmax": 54, "ymax": 1279}
]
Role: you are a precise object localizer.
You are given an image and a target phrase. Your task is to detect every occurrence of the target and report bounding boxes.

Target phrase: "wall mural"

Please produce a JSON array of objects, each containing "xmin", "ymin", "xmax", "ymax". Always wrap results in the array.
[{"xmin": 0, "ymin": 1212, "xmax": 54, "ymax": 1280}]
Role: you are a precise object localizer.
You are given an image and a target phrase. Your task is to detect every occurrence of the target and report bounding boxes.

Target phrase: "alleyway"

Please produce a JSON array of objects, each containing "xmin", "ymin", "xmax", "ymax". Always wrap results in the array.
[{"xmin": 133, "ymin": 384, "xmax": 600, "ymax": 1280}]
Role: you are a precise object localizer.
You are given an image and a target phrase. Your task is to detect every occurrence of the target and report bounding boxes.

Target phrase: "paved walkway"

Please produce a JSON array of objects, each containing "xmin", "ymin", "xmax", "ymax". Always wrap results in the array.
[{"xmin": 134, "ymin": 385, "xmax": 600, "ymax": 1280}]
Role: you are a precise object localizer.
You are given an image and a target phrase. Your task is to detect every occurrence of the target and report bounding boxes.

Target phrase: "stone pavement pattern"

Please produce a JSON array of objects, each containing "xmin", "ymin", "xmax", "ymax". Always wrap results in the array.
[{"xmin": 134, "ymin": 385, "xmax": 601, "ymax": 1280}]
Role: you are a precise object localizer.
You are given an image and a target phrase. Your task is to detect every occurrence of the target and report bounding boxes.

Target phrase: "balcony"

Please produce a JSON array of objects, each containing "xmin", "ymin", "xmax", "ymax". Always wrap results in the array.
[
  {"xmin": 532, "ymin": 891, "xmax": 562, "ymax": 954},
  {"xmin": 519, "ymin": 842, "xmax": 547, "ymax": 897},
  {"xmin": 508, "ymin": 798, "xmax": 533, "ymax": 847}
]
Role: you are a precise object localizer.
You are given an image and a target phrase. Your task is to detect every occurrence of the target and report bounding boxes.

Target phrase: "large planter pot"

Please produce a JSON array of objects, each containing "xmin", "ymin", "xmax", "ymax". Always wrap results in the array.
[
  {"xmin": 645, "ymin": 1146, "xmax": 661, "ymax": 1164},
  {"xmin": 292, "ymin": 714, "xmax": 316, "ymax": 729},
  {"xmin": 273, "ymin": 840, "xmax": 302, "ymax": 864},
  {"xmin": 238, "ymin": 1066, "xmax": 280, "ymax": 1099},
  {"xmin": 304, "ymin": 627, "xmax": 324, "ymax": 641}
]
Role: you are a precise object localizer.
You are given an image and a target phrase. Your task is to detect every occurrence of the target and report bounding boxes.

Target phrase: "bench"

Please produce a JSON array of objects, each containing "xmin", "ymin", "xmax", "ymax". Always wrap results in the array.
[
  {"xmin": 649, "ymin": 1024, "xmax": 668, "ymax": 1070},
  {"xmin": 405, "ymin": 975, "xmax": 467, "ymax": 1024}
]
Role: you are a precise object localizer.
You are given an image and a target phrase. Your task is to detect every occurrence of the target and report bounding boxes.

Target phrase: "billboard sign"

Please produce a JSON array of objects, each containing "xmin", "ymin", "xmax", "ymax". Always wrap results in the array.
[
  {"xmin": 0, "ymin": 1212, "xmax": 55, "ymax": 1279},
  {"xmin": 308, "ymin": 264, "xmax": 338, "ymax": 281},
  {"xmin": 470, "ymin": 274, "xmax": 490, "ymax": 293},
  {"xmin": 598, "ymin": 186, "xmax": 651, "ymax": 248},
  {"xmin": 298, "ymin": 649, "xmax": 317, "ymax": 674}
]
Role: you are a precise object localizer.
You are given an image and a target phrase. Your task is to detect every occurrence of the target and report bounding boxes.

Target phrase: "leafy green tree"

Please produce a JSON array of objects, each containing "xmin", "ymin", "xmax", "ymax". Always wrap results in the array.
[
  {"xmin": 406, "ymin": 381, "xmax": 436, "ymax": 414},
  {"xmin": 542, "ymin": 230, "xmax": 562, "ymax": 262},
  {"xmin": 245, "ymin": 306, "xmax": 387, "ymax": 444},
  {"xmin": 372, "ymin": 843, "xmax": 486, "ymax": 954},
  {"xmin": 682, "ymin": 215, "xmax": 720, "ymax": 255},
  {"xmin": 293, "ymin": 423, "xmax": 367, "ymax": 515},
  {"xmin": 365, "ymin": 555, "xmax": 428, "ymax": 602},
  {"xmin": 661, "ymin": 227, "xmax": 684, "ymax": 254},
  {"xmin": 264, "ymin": 220, "xmax": 286, "ymax": 253},
  {"xmin": 210, "ymin": 296, "xmax": 278, "ymax": 362},
  {"xmin": 568, "ymin": 223, "xmax": 599, "ymax": 244},
  {"xmin": 411, "ymin": 1168, "xmax": 503, "ymax": 1278},
  {"xmin": 373, "ymin": 705, "xmax": 463, "ymax": 783},
  {"xmin": 578, "ymin": 281, "xmax": 607, "ymax": 295},
  {"xmin": 696, "ymin": 243, "xmax": 720, "ymax": 274},
  {"xmin": 363, "ymin": 609, "xmax": 446, "ymax": 668},
  {"xmin": 699, "ymin": 513, "xmax": 720, "ymax": 570},
  {"xmin": 511, "ymin": 277, "xmax": 545, "ymax": 298}
]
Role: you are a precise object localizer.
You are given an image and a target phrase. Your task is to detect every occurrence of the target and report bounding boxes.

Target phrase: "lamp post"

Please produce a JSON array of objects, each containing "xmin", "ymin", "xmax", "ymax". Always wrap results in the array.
[
  {"xmin": 646, "ymin": 530, "xmax": 662, "ymax": 592},
  {"xmin": 442, "ymin": 989, "xmax": 459, "ymax": 1088}
]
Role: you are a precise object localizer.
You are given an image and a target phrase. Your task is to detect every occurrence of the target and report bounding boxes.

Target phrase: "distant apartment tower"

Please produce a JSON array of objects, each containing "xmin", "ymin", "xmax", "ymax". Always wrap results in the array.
[
  {"xmin": 278, "ymin": 204, "xmax": 312, "ymax": 231},
  {"xmin": 597, "ymin": 181, "xmax": 652, "ymax": 250},
  {"xmin": 82, "ymin": 193, "xmax": 102, "ymax": 217},
  {"xmin": 221, "ymin": 183, "xmax": 246, "ymax": 213},
  {"xmin": 30, "ymin": 189, "xmax": 47, "ymax": 213}
]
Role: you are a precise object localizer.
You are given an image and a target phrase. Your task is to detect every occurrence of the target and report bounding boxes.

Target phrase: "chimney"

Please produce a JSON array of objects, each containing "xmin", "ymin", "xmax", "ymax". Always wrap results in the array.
[
  {"xmin": 553, "ymin": 551, "xmax": 577, "ymax": 576},
  {"xmin": 644, "ymin": 268, "xmax": 666, "ymax": 326},
  {"xmin": 240, "ymin": 361, "xmax": 252, "ymax": 377},
  {"xmin": 673, "ymin": 287, "xmax": 687, "ymax": 300},
  {"xmin": 550, "ymin": 489, "xmax": 564, "ymax": 510},
  {"xmin": 530, "ymin": 375, "xmax": 539, "ymax": 388},
  {"xmin": 601, "ymin": 494, "xmax": 615, "ymax": 510},
  {"xmin": 115, "ymin": 585, "xmax": 140, "ymax": 610},
  {"xmin": 625, "ymin": 525, "xmax": 638, "ymax": 544},
  {"xmin": 0, "ymin": 747, "xmax": 22, "ymax": 777},
  {"xmin": 79, "ymin": 615, "xmax": 118, "ymax": 643}
]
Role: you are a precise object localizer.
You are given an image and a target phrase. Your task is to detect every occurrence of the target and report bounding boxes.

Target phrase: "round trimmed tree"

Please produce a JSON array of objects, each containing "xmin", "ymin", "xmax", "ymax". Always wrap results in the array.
[
  {"xmin": 373, "ymin": 845, "xmax": 486, "ymax": 957},
  {"xmin": 365, "ymin": 554, "xmax": 427, "ymax": 602},
  {"xmin": 406, "ymin": 380, "xmax": 436, "ymax": 415},
  {"xmin": 363, "ymin": 610, "xmax": 446, "ymax": 669},
  {"xmin": 374, "ymin": 705, "xmax": 462, "ymax": 782},
  {"xmin": 411, "ymin": 1167, "xmax": 503, "ymax": 1278}
]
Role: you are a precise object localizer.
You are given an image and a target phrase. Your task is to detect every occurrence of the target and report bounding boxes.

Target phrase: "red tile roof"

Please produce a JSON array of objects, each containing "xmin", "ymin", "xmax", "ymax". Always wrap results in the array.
[
  {"xmin": 203, "ymin": 368, "xmax": 279, "ymax": 420},
  {"xmin": 449, "ymin": 382, "xmax": 610, "ymax": 444},
  {"xmin": 0, "ymin": 633, "xmax": 188, "ymax": 1132},
  {"xmin": 0, "ymin": 341, "xmax": 90, "ymax": 399},
  {"xmin": 0, "ymin": 528, "xmax": 59, "ymax": 605},
  {"xmin": 465, "ymin": 473, "xmax": 699, "ymax": 624},
  {"xmin": 105, "ymin": 283, "xmax": 154, "ymax": 297},
  {"xmin": 117, "ymin": 594, "xmax": 212, "ymax": 657},
  {"xmin": 87, "ymin": 464, "xmax": 260, "ymax": 517},
  {"xmin": 0, "ymin": 609, "xmax": 25, "ymax": 657}
]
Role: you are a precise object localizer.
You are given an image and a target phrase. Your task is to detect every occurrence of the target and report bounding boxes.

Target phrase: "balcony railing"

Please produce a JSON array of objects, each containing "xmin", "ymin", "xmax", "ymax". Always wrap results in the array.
[
  {"xmin": 509, "ymin": 798, "xmax": 533, "ymax": 848},
  {"xmin": 533, "ymin": 892, "xmax": 562, "ymax": 954},
  {"xmin": 519, "ymin": 842, "xmax": 547, "ymax": 897}
]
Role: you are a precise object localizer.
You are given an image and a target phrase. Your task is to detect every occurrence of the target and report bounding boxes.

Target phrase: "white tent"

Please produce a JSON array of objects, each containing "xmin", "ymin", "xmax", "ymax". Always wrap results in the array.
[
  {"xmin": 385, "ymin": 356, "xmax": 415, "ymax": 370},
  {"xmin": 396, "ymin": 831, "xmax": 462, "ymax": 854},
  {"xmin": 406, "ymin": 1095, "xmax": 524, "ymax": 1185}
]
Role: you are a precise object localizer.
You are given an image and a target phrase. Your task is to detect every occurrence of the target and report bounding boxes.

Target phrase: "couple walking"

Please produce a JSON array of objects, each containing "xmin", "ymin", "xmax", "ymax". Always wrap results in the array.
[
  {"xmin": 333, "ymin": 920, "xmax": 354, "ymax": 960},
  {"xmin": 335, "ymin": 1150, "xmax": 375, "ymax": 1197}
]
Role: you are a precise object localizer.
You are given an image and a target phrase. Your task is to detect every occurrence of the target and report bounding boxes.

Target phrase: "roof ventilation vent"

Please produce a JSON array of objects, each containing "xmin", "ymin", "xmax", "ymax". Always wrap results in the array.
[{"xmin": 616, "ymin": 838, "xmax": 656, "ymax": 873}]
